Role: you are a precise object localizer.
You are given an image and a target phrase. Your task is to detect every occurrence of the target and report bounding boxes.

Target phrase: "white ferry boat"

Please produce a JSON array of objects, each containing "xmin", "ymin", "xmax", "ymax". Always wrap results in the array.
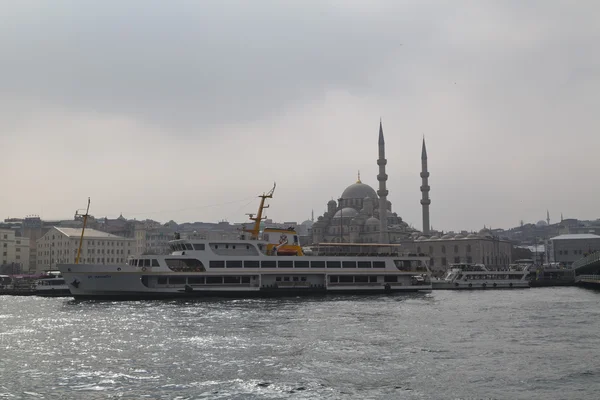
[
  {"xmin": 57, "ymin": 189, "xmax": 432, "ymax": 300},
  {"xmin": 432, "ymin": 263, "xmax": 529, "ymax": 290},
  {"xmin": 35, "ymin": 271, "xmax": 71, "ymax": 297}
]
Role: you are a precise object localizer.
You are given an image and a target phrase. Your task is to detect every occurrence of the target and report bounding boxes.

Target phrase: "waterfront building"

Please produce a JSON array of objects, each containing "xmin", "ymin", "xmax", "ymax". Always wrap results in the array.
[
  {"xmin": 0, "ymin": 228, "xmax": 30, "ymax": 273},
  {"xmin": 406, "ymin": 228, "xmax": 513, "ymax": 273},
  {"xmin": 550, "ymin": 233, "xmax": 600, "ymax": 267},
  {"xmin": 36, "ymin": 227, "xmax": 135, "ymax": 272}
]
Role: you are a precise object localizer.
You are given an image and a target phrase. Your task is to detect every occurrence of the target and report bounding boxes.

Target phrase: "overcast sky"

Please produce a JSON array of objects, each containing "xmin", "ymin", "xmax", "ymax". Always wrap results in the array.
[{"xmin": 1, "ymin": 0, "xmax": 599, "ymax": 232}]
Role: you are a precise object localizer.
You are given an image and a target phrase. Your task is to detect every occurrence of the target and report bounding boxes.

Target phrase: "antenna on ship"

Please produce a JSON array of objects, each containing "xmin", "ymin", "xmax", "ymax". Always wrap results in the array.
[
  {"xmin": 244, "ymin": 182, "xmax": 276, "ymax": 240},
  {"xmin": 75, "ymin": 197, "xmax": 91, "ymax": 264}
]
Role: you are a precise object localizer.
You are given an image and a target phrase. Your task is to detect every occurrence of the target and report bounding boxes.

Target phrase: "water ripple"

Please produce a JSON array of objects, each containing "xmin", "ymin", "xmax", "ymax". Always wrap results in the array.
[{"xmin": 1, "ymin": 288, "xmax": 599, "ymax": 399}]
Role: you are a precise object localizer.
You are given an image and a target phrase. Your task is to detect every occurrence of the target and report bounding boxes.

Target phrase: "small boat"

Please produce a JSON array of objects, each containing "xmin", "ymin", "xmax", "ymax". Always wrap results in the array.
[
  {"xmin": 432, "ymin": 263, "xmax": 530, "ymax": 290},
  {"xmin": 35, "ymin": 271, "xmax": 71, "ymax": 297}
]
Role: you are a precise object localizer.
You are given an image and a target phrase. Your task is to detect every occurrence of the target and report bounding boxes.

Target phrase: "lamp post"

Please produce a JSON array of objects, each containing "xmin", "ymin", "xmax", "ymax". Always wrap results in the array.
[{"xmin": 338, "ymin": 198, "xmax": 344, "ymax": 243}]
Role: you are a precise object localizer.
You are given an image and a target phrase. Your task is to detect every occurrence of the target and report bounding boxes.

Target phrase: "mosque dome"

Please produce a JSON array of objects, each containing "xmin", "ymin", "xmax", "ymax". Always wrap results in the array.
[
  {"xmin": 466, "ymin": 233, "xmax": 479, "ymax": 239},
  {"xmin": 301, "ymin": 220, "xmax": 314, "ymax": 227},
  {"xmin": 341, "ymin": 181, "xmax": 378, "ymax": 200},
  {"xmin": 417, "ymin": 236, "xmax": 428, "ymax": 241},
  {"xmin": 478, "ymin": 228, "xmax": 493, "ymax": 238},
  {"xmin": 333, "ymin": 207, "xmax": 359, "ymax": 219},
  {"xmin": 327, "ymin": 199, "xmax": 337, "ymax": 206},
  {"xmin": 365, "ymin": 216, "xmax": 380, "ymax": 226},
  {"xmin": 536, "ymin": 220, "xmax": 548, "ymax": 227},
  {"xmin": 454, "ymin": 233, "xmax": 465, "ymax": 239},
  {"xmin": 441, "ymin": 233, "xmax": 455, "ymax": 240}
]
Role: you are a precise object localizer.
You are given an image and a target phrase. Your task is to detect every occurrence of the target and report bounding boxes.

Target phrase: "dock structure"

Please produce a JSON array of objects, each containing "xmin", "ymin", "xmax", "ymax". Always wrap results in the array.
[{"xmin": 572, "ymin": 252, "xmax": 600, "ymax": 288}]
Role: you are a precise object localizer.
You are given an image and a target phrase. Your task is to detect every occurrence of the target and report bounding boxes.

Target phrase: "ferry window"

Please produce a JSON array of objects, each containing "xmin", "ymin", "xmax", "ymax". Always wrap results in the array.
[
  {"xmin": 294, "ymin": 236, "xmax": 298, "ymax": 243},
  {"xmin": 169, "ymin": 277, "xmax": 186, "ymax": 285},
  {"xmin": 327, "ymin": 261, "xmax": 341, "ymax": 268},
  {"xmin": 193, "ymin": 244, "xmax": 205, "ymax": 251},
  {"xmin": 209, "ymin": 260, "xmax": 225, "ymax": 268},
  {"xmin": 329, "ymin": 276, "xmax": 339, "ymax": 283},
  {"xmin": 226, "ymin": 260, "xmax": 243, "ymax": 268},
  {"xmin": 293, "ymin": 277, "xmax": 299, "ymax": 282},
  {"xmin": 261, "ymin": 260, "xmax": 276, "ymax": 268},
  {"xmin": 264, "ymin": 234, "xmax": 269, "ymax": 241},
  {"xmin": 232, "ymin": 245, "xmax": 236, "ymax": 249},
  {"xmin": 384, "ymin": 276, "xmax": 398, "ymax": 283},
  {"xmin": 357, "ymin": 261, "xmax": 371, "ymax": 269},
  {"xmin": 372, "ymin": 261, "xmax": 385, "ymax": 268},
  {"xmin": 244, "ymin": 260, "xmax": 259, "ymax": 268},
  {"xmin": 144, "ymin": 259, "xmax": 151, "ymax": 267},
  {"xmin": 311, "ymin": 261, "xmax": 325, "ymax": 268},
  {"xmin": 157, "ymin": 277, "xmax": 167, "ymax": 285},
  {"xmin": 188, "ymin": 277, "xmax": 205, "ymax": 284},
  {"xmin": 206, "ymin": 276, "xmax": 223, "ymax": 284},
  {"xmin": 276, "ymin": 277, "xmax": 282, "ymax": 282},
  {"xmin": 152, "ymin": 259, "xmax": 159, "ymax": 267},
  {"xmin": 300, "ymin": 277, "xmax": 307, "ymax": 282},
  {"xmin": 185, "ymin": 244, "xmax": 193, "ymax": 250},
  {"xmin": 342, "ymin": 261, "xmax": 357, "ymax": 268},
  {"xmin": 166, "ymin": 259, "xmax": 206, "ymax": 272},
  {"xmin": 278, "ymin": 260, "xmax": 293, "ymax": 268},
  {"xmin": 295, "ymin": 261, "xmax": 309, "ymax": 268},
  {"xmin": 241, "ymin": 276, "xmax": 250, "ymax": 284},
  {"xmin": 369, "ymin": 276, "xmax": 378, "ymax": 283},
  {"xmin": 355, "ymin": 275, "xmax": 368, "ymax": 283},
  {"xmin": 224, "ymin": 276, "xmax": 241, "ymax": 284},
  {"xmin": 339, "ymin": 276, "xmax": 353, "ymax": 283},
  {"xmin": 283, "ymin": 276, "xmax": 290, "ymax": 281},
  {"xmin": 131, "ymin": 259, "xmax": 137, "ymax": 266}
]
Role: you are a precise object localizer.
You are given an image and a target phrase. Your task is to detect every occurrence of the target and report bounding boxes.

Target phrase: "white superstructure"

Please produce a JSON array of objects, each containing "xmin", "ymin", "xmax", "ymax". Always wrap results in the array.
[
  {"xmin": 58, "ymin": 236, "xmax": 432, "ymax": 300},
  {"xmin": 432, "ymin": 263, "xmax": 529, "ymax": 290}
]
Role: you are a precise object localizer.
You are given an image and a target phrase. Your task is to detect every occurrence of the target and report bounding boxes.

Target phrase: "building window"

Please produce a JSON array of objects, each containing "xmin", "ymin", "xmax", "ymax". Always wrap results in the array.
[
  {"xmin": 454, "ymin": 257, "xmax": 460, "ymax": 263},
  {"xmin": 441, "ymin": 246, "xmax": 446, "ymax": 254},
  {"xmin": 467, "ymin": 245, "xmax": 472, "ymax": 253},
  {"xmin": 429, "ymin": 246, "xmax": 433, "ymax": 255},
  {"xmin": 454, "ymin": 245, "xmax": 459, "ymax": 253},
  {"xmin": 564, "ymin": 250, "xmax": 568, "ymax": 255},
  {"xmin": 442, "ymin": 257, "xmax": 447, "ymax": 266}
]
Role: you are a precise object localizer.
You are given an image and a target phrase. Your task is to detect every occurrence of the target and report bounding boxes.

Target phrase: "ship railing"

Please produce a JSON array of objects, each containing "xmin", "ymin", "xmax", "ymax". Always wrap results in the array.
[{"xmin": 576, "ymin": 274, "xmax": 600, "ymax": 282}]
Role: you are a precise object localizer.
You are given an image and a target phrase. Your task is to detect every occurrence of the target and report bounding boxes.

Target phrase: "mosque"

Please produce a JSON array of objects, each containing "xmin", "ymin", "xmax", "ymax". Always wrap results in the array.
[
  {"xmin": 311, "ymin": 121, "xmax": 431, "ymax": 244},
  {"xmin": 309, "ymin": 121, "xmax": 513, "ymax": 272}
]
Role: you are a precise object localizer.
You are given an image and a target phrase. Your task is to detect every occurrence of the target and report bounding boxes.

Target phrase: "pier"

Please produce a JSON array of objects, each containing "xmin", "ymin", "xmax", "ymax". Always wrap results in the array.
[{"xmin": 572, "ymin": 252, "xmax": 600, "ymax": 289}]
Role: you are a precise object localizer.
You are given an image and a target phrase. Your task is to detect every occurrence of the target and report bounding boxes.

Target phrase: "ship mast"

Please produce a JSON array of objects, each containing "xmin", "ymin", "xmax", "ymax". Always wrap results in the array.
[
  {"xmin": 75, "ymin": 197, "xmax": 91, "ymax": 264},
  {"xmin": 244, "ymin": 183, "xmax": 276, "ymax": 240}
]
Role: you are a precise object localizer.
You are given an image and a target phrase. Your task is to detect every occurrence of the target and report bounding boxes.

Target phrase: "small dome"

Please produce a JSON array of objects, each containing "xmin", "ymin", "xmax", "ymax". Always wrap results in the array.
[
  {"xmin": 301, "ymin": 219, "xmax": 313, "ymax": 226},
  {"xmin": 417, "ymin": 236, "xmax": 428, "ymax": 241},
  {"xmin": 536, "ymin": 220, "xmax": 548, "ymax": 227},
  {"xmin": 441, "ymin": 233, "xmax": 455, "ymax": 240},
  {"xmin": 327, "ymin": 199, "xmax": 337, "ymax": 205},
  {"xmin": 454, "ymin": 233, "xmax": 465, "ymax": 239},
  {"xmin": 466, "ymin": 233, "xmax": 479, "ymax": 239},
  {"xmin": 366, "ymin": 217, "xmax": 380, "ymax": 226},
  {"xmin": 478, "ymin": 228, "xmax": 493, "ymax": 238},
  {"xmin": 333, "ymin": 207, "xmax": 359, "ymax": 219},
  {"xmin": 341, "ymin": 182, "xmax": 378, "ymax": 200}
]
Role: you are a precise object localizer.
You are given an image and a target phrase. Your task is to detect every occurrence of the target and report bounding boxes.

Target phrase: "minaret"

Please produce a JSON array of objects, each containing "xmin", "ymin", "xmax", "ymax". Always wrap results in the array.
[
  {"xmin": 546, "ymin": 210, "xmax": 550, "ymax": 226},
  {"xmin": 420, "ymin": 137, "xmax": 431, "ymax": 235},
  {"xmin": 377, "ymin": 120, "xmax": 389, "ymax": 244}
]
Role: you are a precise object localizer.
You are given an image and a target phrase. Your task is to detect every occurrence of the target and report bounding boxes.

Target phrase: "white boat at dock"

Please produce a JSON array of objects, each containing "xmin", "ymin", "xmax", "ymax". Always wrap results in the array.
[{"xmin": 432, "ymin": 263, "xmax": 530, "ymax": 290}]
